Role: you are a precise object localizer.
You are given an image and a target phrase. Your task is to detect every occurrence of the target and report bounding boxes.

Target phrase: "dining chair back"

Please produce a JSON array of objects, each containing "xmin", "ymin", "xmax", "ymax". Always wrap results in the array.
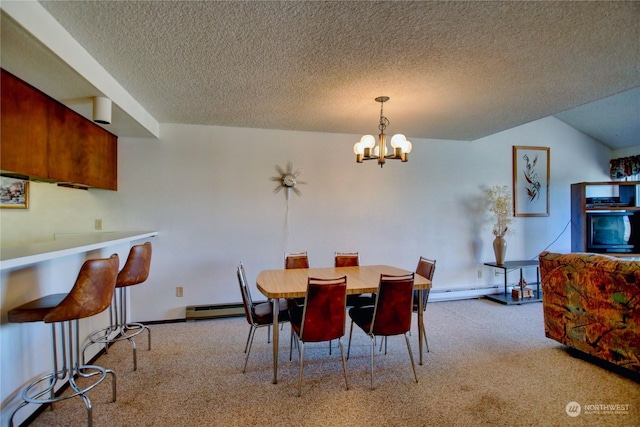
[
  {"xmin": 370, "ymin": 274, "xmax": 415, "ymax": 337},
  {"xmin": 347, "ymin": 272, "xmax": 418, "ymax": 389},
  {"xmin": 237, "ymin": 262, "xmax": 289, "ymax": 373},
  {"xmin": 238, "ymin": 262, "xmax": 256, "ymax": 324},
  {"xmin": 414, "ymin": 257, "xmax": 436, "ymax": 352},
  {"xmin": 289, "ymin": 276, "xmax": 349, "ymax": 396},
  {"xmin": 284, "ymin": 251, "xmax": 309, "ymax": 269},
  {"xmin": 335, "ymin": 251, "xmax": 375, "ymax": 308},
  {"xmin": 334, "ymin": 252, "xmax": 359, "ymax": 267}
]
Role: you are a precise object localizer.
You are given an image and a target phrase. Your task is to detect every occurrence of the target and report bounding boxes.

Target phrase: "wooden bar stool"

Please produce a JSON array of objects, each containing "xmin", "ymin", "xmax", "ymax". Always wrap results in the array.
[
  {"xmin": 82, "ymin": 242, "xmax": 152, "ymax": 371},
  {"xmin": 8, "ymin": 254, "xmax": 120, "ymax": 427}
]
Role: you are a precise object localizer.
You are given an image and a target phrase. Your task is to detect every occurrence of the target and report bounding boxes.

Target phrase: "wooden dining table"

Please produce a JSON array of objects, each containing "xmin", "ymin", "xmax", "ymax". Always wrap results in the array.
[{"xmin": 256, "ymin": 265, "xmax": 432, "ymax": 384}]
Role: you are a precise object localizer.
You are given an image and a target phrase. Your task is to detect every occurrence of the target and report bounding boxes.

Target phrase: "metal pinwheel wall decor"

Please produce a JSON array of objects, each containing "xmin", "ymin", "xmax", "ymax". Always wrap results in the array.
[{"xmin": 270, "ymin": 162, "xmax": 306, "ymax": 200}]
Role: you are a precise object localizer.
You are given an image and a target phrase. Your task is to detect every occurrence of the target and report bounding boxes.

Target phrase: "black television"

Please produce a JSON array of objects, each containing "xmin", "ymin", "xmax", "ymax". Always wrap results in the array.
[{"xmin": 587, "ymin": 211, "xmax": 637, "ymax": 253}]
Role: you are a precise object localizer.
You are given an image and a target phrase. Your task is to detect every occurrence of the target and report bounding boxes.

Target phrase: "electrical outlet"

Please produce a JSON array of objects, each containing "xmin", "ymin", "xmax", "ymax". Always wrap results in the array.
[
  {"xmin": 94, "ymin": 219, "xmax": 103, "ymax": 230},
  {"xmin": 176, "ymin": 286, "xmax": 183, "ymax": 297},
  {"xmin": 477, "ymin": 269, "xmax": 483, "ymax": 278}
]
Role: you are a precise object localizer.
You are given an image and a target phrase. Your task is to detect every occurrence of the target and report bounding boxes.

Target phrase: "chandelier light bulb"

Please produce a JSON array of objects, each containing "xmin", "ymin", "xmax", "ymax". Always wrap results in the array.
[
  {"xmin": 404, "ymin": 140, "xmax": 412, "ymax": 153},
  {"xmin": 391, "ymin": 134, "xmax": 413, "ymax": 153},
  {"xmin": 361, "ymin": 134, "xmax": 375, "ymax": 149},
  {"xmin": 354, "ymin": 134, "xmax": 376, "ymax": 154}
]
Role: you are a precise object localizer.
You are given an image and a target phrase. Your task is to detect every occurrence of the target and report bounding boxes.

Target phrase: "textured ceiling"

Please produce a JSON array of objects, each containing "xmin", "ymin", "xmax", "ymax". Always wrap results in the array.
[{"xmin": 2, "ymin": 1, "xmax": 639, "ymax": 147}]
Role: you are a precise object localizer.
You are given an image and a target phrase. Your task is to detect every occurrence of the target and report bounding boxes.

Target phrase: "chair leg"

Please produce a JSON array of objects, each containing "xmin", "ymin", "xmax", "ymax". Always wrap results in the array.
[
  {"xmin": 79, "ymin": 393, "xmax": 93, "ymax": 427},
  {"xmin": 242, "ymin": 326, "xmax": 257, "ymax": 373},
  {"xmin": 289, "ymin": 328, "xmax": 294, "ymax": 362},
  {"xmin": 123, "ymin": 334, "xmax": 138, "ymax": 371},
  {"xmin": 338, "ymin": 337, "xmax": 349, "ymax": 391},
  {"xmin": 378, "ymin": 336, "xmax": 388, "ymax": 354},
  {"xmin": 347, "ymin": 320, "xmax": 354, "ymax": 359},
  {"xmin": 106, "ymin": 369, "xmax": 117, "ymax": 402},
  {"xmin": 82, "ymin": 288, "xmax": 151, "ymax": 372},
  {"xmin": 243, "ymin": 327, "xmax": 252, "ymax": 353},
  {"xmin": 369, "ymin": 335, "xmax": 375, "ymax": 390},
  {"xmin": 404, "ymin": 333, "xmax": 419, "ymax": 383},
  {"xmin": 297, "ymin": 342, "xmax": 305, "ymax": 397}
]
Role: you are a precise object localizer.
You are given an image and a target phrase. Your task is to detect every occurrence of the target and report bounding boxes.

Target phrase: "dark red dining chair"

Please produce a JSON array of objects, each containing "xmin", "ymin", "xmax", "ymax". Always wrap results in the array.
[
  {"xmin": 414, "ymin": 257, "xmax": 436, "ymax": 352},
  {"xmin": 237, "ymin": 262, "xmax": 289, "ymax": 373},
  {"xmin": 336, "ymin": 251, "xmax": 376, "ymax": 308},
  {"xmin": 284, "ymin": 251, "xmax": 309, "ymax": 269},
  {"xmin": 289, "ymin": 276, "xmax": 349, "ymax": 397},
  {"xmin": 284, "ymin": 251, "xmax": 309, "ymax": 306},
  {"xmin": 334, "ymin": 251, "xmax": 359, "ymax": 268},
  {"xmin": 347, "ymin": 273, "xmax": 418, "ymax": 389}
]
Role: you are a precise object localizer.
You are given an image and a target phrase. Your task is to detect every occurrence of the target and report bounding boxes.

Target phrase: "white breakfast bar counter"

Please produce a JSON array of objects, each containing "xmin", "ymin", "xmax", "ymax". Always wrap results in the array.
[
  {"xmin": 0, "ymin": 230, "xmax": 157, "ymax": 426},
  {"xmin": 1, "ymin": 231, "xmax": 158, "ymax": 270}
]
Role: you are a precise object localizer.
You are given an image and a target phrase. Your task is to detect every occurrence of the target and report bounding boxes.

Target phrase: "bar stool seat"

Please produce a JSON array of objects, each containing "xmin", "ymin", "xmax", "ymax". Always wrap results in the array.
[
  {"xmin": 82, "ymin": 242, "xmax": 152, "ymax": 371},
  {"xmin": 8, "ymin": 294, "xmax": 66, "ymax": 323},
  {"xmin": 8, "ymin": 254, "xmax": 120, "ymax": 427}
]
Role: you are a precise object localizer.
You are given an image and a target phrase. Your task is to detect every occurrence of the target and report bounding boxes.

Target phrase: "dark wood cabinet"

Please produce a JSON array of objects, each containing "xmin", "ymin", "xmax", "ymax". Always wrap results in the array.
[
  {"xmin": 0, "ymin": 70, "xmax": 49, "ymax": 178},
  {"xmin": 1, "ymin": 69, "xmax": 117, "ymax": 190},
  {"xmin": 47, "ymin": 101, "xmax": 117, "ymax": 189}
]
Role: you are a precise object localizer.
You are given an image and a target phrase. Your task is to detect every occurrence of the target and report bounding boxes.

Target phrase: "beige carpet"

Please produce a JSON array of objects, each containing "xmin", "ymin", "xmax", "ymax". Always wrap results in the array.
[{"xmin": 26, "ymin": 299, "xmax": 639, "ymax": 427}]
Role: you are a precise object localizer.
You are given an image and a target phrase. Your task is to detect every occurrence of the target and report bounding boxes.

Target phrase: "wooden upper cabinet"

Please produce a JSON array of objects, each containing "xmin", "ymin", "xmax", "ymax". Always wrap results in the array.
[
  {"xmin": 48, "ymin": 101, "xmax": 117, "ymax": 190},
  {"xmin": 1, "ymin": 70, "xmax": 49, "ymax": 178},
  {"xmin": 1, "ymin": 69, "xmax": 117, "ymax": 190}
]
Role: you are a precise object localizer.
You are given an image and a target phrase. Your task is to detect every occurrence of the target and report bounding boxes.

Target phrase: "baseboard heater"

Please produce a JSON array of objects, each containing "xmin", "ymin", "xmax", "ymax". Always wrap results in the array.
[
  {"xmin": 185, "ymin": 302, "xmax": 245, "ymax": 321},
  {"xmin": 429, "ymin": 285, "xmax": 501, "ymax": 302},
  {"xmin": 185, "ymin": 285, "xmax": 504, "ymax": 321}
]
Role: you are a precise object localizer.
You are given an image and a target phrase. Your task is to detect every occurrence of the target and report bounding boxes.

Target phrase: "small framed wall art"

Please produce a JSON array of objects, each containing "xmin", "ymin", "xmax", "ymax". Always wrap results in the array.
[
  {"xmin": 0, "ymin": 176, "xmax": 29, "ymax": 209},
  {"xmin": 512, "ymin": 146, "xmax": 549, "ymax": 217}
]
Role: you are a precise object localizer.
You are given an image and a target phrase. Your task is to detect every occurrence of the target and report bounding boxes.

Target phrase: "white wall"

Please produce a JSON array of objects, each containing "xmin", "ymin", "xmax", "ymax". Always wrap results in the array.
[
  {"xmin": 1, "ymin": 116, "xmax": 617, "ymax": 323},
  {"xmin": 612, "ymin": 146, "xmax": 640, "ymax": 158}
]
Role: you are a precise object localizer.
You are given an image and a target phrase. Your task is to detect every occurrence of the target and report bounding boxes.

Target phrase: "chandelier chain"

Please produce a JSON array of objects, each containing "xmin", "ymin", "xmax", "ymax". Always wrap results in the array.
[{"xmin": 378, "ymin": 100, "xmax": 389, "ymax": 134}]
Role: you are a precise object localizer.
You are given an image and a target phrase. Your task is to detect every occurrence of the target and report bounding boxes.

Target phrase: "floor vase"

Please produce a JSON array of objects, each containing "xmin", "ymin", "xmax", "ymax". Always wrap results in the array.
[{"xmin": 493, "ymin": 236, "xmax": 507, "ymax": 265}]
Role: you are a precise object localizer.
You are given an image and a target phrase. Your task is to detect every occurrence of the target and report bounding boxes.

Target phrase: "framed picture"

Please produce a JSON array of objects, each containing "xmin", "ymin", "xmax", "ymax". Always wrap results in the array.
[
  {"xmin": 512, "ymin": 146, "xmax": 549, "ymax": 217},
  {"xmin": 1, "ymin": 176, "xmax": 29, "ymax": 209}
]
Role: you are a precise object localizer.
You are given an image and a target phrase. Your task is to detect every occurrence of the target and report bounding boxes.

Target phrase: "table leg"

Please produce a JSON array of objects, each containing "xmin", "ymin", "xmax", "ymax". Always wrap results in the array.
[
  {"xmin": 519, "ymin": 268, "xmax": 524, "ymax": 301},
  {"xmin": 503, "ymin": 268, "xmax": 507, "ymax": 295},
  {"xmin": 271, "ymin": 298, "xmax": 279, "ymax": 384},
  {"xmin": 418, "ymin": 289, "xmax": 424, "ymax": 365}
]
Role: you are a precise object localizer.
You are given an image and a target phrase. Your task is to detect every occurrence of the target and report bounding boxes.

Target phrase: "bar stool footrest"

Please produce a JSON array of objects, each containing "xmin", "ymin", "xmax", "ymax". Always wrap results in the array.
[{"xmin": 22, "ymin": 365, "xmax": 111, "ymax": 404}]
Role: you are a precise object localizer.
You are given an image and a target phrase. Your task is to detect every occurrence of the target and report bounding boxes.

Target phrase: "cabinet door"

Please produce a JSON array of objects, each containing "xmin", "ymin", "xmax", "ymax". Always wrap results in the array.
[
  {"xmin": 48, "ymin": 101, "xmax": 117, "ymax": 190},
  {"xmin": 0, "ymin": 70, "xmax": 49, "ymax": 178}
]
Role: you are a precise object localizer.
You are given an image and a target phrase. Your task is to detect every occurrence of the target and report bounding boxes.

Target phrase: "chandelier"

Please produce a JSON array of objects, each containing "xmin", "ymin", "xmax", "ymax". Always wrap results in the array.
[{"xmin": 353, "ymin": 96, "xmax": 412, "ymax": 167}]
